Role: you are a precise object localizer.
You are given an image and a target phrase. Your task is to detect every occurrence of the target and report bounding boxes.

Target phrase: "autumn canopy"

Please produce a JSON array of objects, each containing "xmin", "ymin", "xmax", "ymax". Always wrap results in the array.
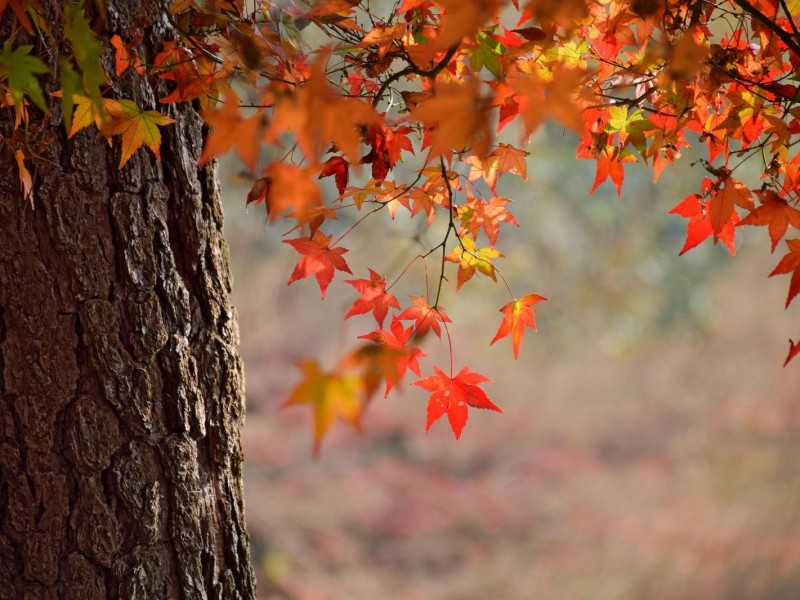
[{"xmin": 3, "ymin": 0, "xmax": 800, "ymax": 452}]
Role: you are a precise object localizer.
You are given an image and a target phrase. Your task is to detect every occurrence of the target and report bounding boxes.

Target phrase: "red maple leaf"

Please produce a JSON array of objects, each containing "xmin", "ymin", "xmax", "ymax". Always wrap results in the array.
[
  {"xmin": 396, "ymin": 296, "xmax": 451, "ymax": 338},
  {"xmin": 283, "ymin": 231, "xmax": 351, "ymax": 298},
  {"xmin": 669, "ymin": 190, "xmax": 738, "ymax": 256},
  {"xmin": 344, "ymin": 269, "xmax": 400, "ymax": 327},
  {"xmin": 361, "ymin": 123, "xmax": 413, "ymax": 181},
  {"xmin": 358, "ymin": 317, "xmax": 427, "ymax": 395},
  {"xmin": 785, "ymin": 339, "xmax": 800, "ymax": 367},
  {"xmin": 319, "ymin": 156, "xmax": 350, "ymax": 195},
  {"xmin": 589, "ymin": 150, "xmax": 626, "ymax": 198},
  {"xmin": 770, "ymin": 238, "xmax": 800, "ymax": 307},
  {"xmin": 491, "ymin": 293, "xmax": 548, "ymax": 358},
  {"xmin": 414, "ymin": 366, "xmax": 501, "ymax": 439}
]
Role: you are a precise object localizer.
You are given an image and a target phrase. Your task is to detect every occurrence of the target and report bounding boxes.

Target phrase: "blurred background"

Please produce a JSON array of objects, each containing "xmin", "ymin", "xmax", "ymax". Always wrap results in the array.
[{"xmin": 220, "ymin": 124, "xmax": 800, "ymax": 600}]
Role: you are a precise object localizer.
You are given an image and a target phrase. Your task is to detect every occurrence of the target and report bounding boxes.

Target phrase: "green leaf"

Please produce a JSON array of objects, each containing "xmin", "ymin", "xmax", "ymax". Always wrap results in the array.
[
  {"xmin": 0, "ymin": 41, "xmax": 50, "ymax": 112},
  {"xmin": 64, "ymin": 1, "xmax": 106, "ymax": 110},
  {"xmin": 471, "ymin": 31, "xmax": 504, "ymax": 78},
  {"xmin": 59, "ymin": 59, "xmax": 81, "ymax": 132}
]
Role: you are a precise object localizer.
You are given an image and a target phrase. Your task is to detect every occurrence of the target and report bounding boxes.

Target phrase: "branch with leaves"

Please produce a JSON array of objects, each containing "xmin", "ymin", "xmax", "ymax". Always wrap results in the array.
[{"xmin": 3, "ymin": 0, "xmax": 800, "ymax": 453}]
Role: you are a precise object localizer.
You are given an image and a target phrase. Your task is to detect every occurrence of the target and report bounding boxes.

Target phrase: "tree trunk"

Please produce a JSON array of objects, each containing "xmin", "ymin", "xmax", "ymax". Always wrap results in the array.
[{"xmin": 0, "ymin": 2, "xmax": 257, "ymax": 598}]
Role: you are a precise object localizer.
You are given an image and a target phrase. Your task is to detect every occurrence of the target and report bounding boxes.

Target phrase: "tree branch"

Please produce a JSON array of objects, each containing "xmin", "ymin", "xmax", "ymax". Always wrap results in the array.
[
  {"xmin": 730, "ymin": 0, "xmax": 800, "ymax": 59},
  {"xmin": 371, "ymin": 44, "xmax": 460, "ymax": 108}
]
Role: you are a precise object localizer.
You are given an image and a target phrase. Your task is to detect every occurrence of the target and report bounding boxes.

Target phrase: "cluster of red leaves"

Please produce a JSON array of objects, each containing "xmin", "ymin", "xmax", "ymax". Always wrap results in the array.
[{"xmin": 4, "ymin": 0, "xmax": 800, "ymax": 453}]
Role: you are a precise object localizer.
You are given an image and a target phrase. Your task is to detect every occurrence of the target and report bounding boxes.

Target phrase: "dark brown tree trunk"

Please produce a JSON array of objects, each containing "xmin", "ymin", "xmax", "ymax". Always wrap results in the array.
[{"xmin": 0, "ymin": 2, "xmax": 257, "ymax": 598}]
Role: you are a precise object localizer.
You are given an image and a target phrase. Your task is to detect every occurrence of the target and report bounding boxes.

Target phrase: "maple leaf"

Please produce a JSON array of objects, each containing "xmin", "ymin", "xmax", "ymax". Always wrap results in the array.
[
  {"xmin": 65, "ymin": 95, "xmax": 112, "ymax": 138},
  {"xmin": 267, "ymin": 51, "xmax": 378, "ymax": 162},
  {"xmin": 413, "ymin": 366, "xmax": 501, "ymax": 439},
  {"xmin": 284, "ymin": 360, "xmax": 363, "ymax": 456},
  {"xmin": 0, "ymin": 41, "xmax": 49, "ymax": 113},
  {"xmin": 0, "ymin": 0, "xmax": 40, "ymax": 33},
  {"xmin": 265, "ymin": 163, "xmax": 322, "ymax": 223},
  {"xmin": 446, "ymin": 236, "xmax": 503, "ymax": 289},
  {"xmin": 785, "ymin": 339, "xmax": 800, "ymax": 367},
  {"xmin": 358, "ymin": 318, "xmax": 427, "ymax": 396},
  {"xmin": 153, "ymin": 42, "xmax": 224, "ymax": 105},
  {"xmin": 319, "ymin": 156, "xmax": 350, "ymax": 196},
  {"xmin": 434, "ymin": 0, "xmax": 504, "ymax": 50},
  {"xmin": 360, "ymin": 23, "xmax": 406, "ymax": 57},
  {"xmin": 589, "ymin": 149, "xmax": 626, "ymax": 198},
  {"xmin": 307, "ymin": 0, "xmax": 360, "ymax": 19},
  {"xmin": 511, "ymin": 65, "xmax": 586, "ymax": 135},
  {"xmin": 110, "ymin": 34, "xmax": 131, "ymax": 76},
  {"xmin": 104, "ymin": 100, "xmax": 175, "ymax": 168},
  {"xmin": 738, "ymin": 191, "xmax": 800, "ymax": 252},
  {"xmin": 410, "ymin": 79, "xmax": 492, "ymax": 158},
  {"xmin": 709, "ymin": 177, "xmax": 753, "ymax": 238},
  {"xmin": 361, "ymin": 123, "xmax": 413, "ymax": 181},
  {"xmin": 110, "ymin": 34, "xmax": 145, "ymax": 77},
  {"xmin": 246, "ymin": 176, "xmax": 270, "ymax": 207},
  {"xmin": 464, "ymin": 154, "xmax": 500, "ymax": 190},
  {"xmin": 284, "ymin": 231, "xmax": 352, "ymax": 298},
  {"xmin": 343, "ymin": 343, "xmax": 406, "ymax": 399},
  {"xmin": 344, "ymin": 269, "xmax": 400, "ymax": 327},
  {"xmin": 14, "ymin": 149, "xmax": 33, "ymax": 207},
  {"xmin": 492, "ymin": 143, "xmax": 529, "ymax": 183},
  {"xmin": 669, "ymin": 191, "xmax": 738, "ymax": 256},
  {"xmin": 769, "ymin": 239, "xmax": 800, "ymax": 308},
  {"xmin": 397, "ymin": 296, "xmax": 451, "ymax": 338},
  {"xmin": 199, "ymin": 94, "xmax": 262, "ymax": 171},
  {"xmin": 491, "ymin": 294, "xmax": 548, "ymax": 359},
  {"xmin": 459, "ymin": 196, "xmax": 519, "ymax": 247},
  {"xmin": 64, "ymin": 2, "xmax": 106, "ymax": 111}
]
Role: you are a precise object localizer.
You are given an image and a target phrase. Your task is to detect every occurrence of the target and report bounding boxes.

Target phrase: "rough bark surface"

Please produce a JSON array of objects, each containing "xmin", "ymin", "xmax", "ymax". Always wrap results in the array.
[{"xmin": 0, "ymin": 2, "xmax": 257, "ymax": 598}]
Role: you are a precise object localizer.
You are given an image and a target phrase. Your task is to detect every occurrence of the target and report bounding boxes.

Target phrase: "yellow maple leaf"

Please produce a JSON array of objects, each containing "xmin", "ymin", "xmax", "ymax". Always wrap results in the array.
[
  {"xmin": 446, "ymin": 236, "xmax": 503, "ymax": 289},
  {"xmin": 283, "ymin": 361, "xmax": 364, "ymax": 456}
]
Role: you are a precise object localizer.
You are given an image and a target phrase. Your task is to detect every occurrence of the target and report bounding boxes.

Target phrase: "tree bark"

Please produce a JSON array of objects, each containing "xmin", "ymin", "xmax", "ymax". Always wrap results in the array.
[{"xmin": 0, "ymin": 2, "xmax": 257, "ymax": 598}]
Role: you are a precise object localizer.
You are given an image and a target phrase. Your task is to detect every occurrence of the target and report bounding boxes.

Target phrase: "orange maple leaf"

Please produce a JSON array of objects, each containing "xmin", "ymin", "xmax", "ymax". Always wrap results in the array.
[
  {"xmin": 267, "ymin": 51, "xmax": 378, "ymax": 162},
  {"xmin": 344, "ymin": 269, "xmax": 400, "ymax": 327},
  {"xmin": 511, "ymin": 65, "xmax": 586, "ymax": 135},
  {"xmin": 283, "ymin": 231, "xmax": 352, "ymax": 298},
  {"xmin": 739, "ymin": 191, "xmax": 800, "ymax": 252},
  {"xmin": 284, "ymin": 360, "xmax": 363, "ymax": 456},
  {"xmin": 110, "ymin": 34, "xmax": 145, "ymax": 77},
  {"xmin": 459, "ymin": 196, "xmax": 519, "ymax": 247},
  {"xmin": 709, "ymin": 177, "xmax": 753, "ymax": 238},
  {"xmin": 265, "ymin": 163, "xmax": 322, "ymax": 223},
  {"xmin": 199, "ymin": 94, "xmax": 263, "ymax": 171},
  {"xmin": 490, "ymin": 294, "xmax": 548, "ymax": 359},
  {"xmin": 397, "ymin": 296, "xmax": 452, "ymax": 338},
  {"xmin": 153, "ymin": 41, "xmax": 224, "ymax": 104},
  {"xmin": 13, "ymin": 149, "xmax": 33, "ymax": 207},
  {"xmin": 410, "ymin": 79, "xmax": 492, "ymax": 158},
  {"xmin": 104, "ymin": 100, "xmax": 175, "ymax": 168},
  {"xmin": 414, "ymin": 366, "xmax": 501, "ymax": 439},
  {"xmin": 434, "ymin": 0, "xmax": 503, "ymax": 50}
]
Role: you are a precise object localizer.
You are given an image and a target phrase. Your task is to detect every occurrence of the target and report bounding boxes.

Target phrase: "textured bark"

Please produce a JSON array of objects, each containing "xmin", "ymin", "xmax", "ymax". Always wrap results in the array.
[{"xmin": 0, "ymin": 2, "xmax": 257, "ymax": 598}]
